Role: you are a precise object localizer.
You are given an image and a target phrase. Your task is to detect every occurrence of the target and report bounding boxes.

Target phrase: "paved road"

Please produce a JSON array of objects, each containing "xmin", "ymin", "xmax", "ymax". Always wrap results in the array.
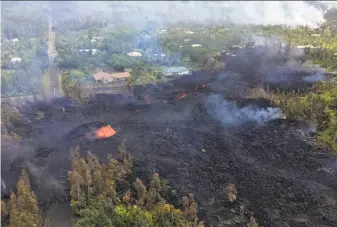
[{"xmin": 47, "ymin": 8, "xmax": 61, "ymax": 97}]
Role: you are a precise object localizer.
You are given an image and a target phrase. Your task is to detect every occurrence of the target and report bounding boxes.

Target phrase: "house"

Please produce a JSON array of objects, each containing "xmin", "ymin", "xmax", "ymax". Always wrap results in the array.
[
  {"xmin": 185, "ymin": 31, "xmax": 194, "ymax": 34},
  {"xmin": 184, "ymin": 39, "xmax": 190, "ymax": 42},
  {"xmin": 12, "ymin": 38, "xmax": 19, "ymax": 42},
  {"xmin": 11, "ymin": 57, "xmax": 22, "ymax": 62},
  {"xmin": 143, "ymin": 34, "xmax": 151, "ymax": 39},
  {"xmin": 311, "ymin": 34, "xmax": 321, "ymax": 37},
  {"xmin": 79, "ymin": 49, "xmax": 99, "ymax": 56},
  {"xmin": 127, "ymin": 52, "xmax": 142, "ymax": 57},
  {"xmin": 91, "ymin": 49, "xmax": 98, "ymax": 55},
  {"xmin": 157, "ymin": 29, "xmax": 167, "ymax": 34},
  {"xmin": 163, "ymin": 67, "xmax": 190, "ymax": 77},
  {"xmin": 93, "ymin": 71, "xmax": 131, "ymax": 84},
  {"xmin": 91, "ymin": 36, "xmax": 104, "ymax": 42},
  {"xmin": 191, "ymin": 44, "xmax": 202, "ymax": 47},
  {"xmin": 296, "ymin": 45, "xmax": 319, "ymax": 49}
]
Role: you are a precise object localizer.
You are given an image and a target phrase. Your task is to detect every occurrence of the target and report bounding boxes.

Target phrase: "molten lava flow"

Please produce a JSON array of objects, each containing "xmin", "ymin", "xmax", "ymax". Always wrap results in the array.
[
  {"xmin": 145, "ymin": 95, "xmax": 151, "ymax": 104},
  {"xmin": 95, "ymin": 125, "xmax": 116, "ymax": 139},
  {"xmin": 176, "ymin": 92, "xmax": 188, "ymax": 99}
]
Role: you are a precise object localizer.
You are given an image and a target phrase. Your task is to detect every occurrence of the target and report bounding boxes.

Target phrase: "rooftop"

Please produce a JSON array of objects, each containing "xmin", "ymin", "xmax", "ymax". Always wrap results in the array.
[
  {"xmin": 93, "ymin": 71, "xmax": 131, "ymax": 81},
  {"xmin": 11, "ymin": 57, "xmax": 22, "ymax": 62},
  {"xmin": 163, "ymin": 66, "xmax": 189, "ymax": 74},
  {"xmin": 127, "ymin": 52, "xmax": 142, "ymax": 57}
]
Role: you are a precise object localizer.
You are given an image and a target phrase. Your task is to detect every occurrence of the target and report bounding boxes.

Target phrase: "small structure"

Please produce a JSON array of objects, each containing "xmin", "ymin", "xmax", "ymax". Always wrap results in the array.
[
  {"xmin": 157, "ymin": 29, "xmax": 167, "ymax": 34},
  {"xmin": 191, "ymin": 44, "xmax": 202, "ymax": 47},
  {"xmin": 127, "ymin": 51, "xmax": 142, "ymax": 57},
  {"xmin": 11, "ymin": 57, "xmax": 22, "ymax": 62},
  {"xmin": 163, "ymin": 67, "xmax": 190, "ymax": 76},
  {"xmin": 91, "ymin": 36, "xmax": 103, "ymax": 42},
  {"xmin": 91, "ymin": 49, "xmax": 98, "ymax": 55},
  {"xmin": 185, "ymin": 31, "xmax": 194, "ymax": 34},
  {"xmin": 79, "ymin": 49, "xmax": 99, "ymax": 55},
  {"xmin": 143, "ymin": 34, "xmax": 151, "ymax": 39},
  {"xmin": 93, "ymin": 71, "xmax": 131, "ymax": 84},
  {"xmin": 311, "ymin": 34, "xmax": 321, "ymax": 37},
  {"xmin": 12, "ymin": 38, "xmax": 19, "ymax": 42},
  {"xmin": 296, "ymin": 45, "xmax": 319, "ymax": 49},
  {"xmin": 124, "ymin": 68, "xmax": 133, "ymax": 72}
]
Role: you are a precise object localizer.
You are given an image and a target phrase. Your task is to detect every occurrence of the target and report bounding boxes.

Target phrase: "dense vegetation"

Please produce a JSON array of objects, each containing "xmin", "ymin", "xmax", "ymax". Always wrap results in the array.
[
  {"xmin": 268, "ymin": 82, "xmax": 337, "ymax": 151},
  {"xmin": 1, "ymin": 142, "xmax": 206, "ymax": 227},
  {"xmin": 1, "ymin": 170, "xmax": 42, "ymax": 227},
  {"xmin": 1, "ymin": 2, "xmax": 49, "ymax": 96},
  {"xmin": 68, "ymin": 141, "xmax": 204, "ymax": 227}
]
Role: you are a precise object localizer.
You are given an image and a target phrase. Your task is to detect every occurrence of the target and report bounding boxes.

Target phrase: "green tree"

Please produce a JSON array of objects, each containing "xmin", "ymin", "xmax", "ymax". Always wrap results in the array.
[
  {"xmin": 107, "ymin": 53, "xmax": 135, "ymax": 71},
  {"xmin": 1, "ymin": 200, "xmax": 8, "ymax": 218},
  {"xmin": 118, "ymin": 139, "xmax": 133, "ymax": 178},
  {"xmin": 134, "ymin": 178, "xmax": 147, "ymax": 207},
  {"xmin": 7, "ymin": 170, "xmax": 41, "ymax": 227}
]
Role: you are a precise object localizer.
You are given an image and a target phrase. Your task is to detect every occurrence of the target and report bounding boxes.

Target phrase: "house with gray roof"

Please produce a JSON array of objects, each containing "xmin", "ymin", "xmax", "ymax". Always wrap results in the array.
[{"xmin": 163, "ymin": 66, "xmax": 190, "ymax": 76}]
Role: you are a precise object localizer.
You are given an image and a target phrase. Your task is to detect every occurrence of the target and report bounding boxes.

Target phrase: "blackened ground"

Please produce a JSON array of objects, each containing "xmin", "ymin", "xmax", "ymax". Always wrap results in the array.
[{"xmin": 2, "ymin": 65, "xmax": 336, "ymax": 226}]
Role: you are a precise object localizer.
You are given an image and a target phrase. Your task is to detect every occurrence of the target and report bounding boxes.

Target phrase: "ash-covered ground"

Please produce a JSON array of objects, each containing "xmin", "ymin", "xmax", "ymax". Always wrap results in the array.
[{"xmin": 2, "ymin": 49, "xmax": 337, "ymax": 227}]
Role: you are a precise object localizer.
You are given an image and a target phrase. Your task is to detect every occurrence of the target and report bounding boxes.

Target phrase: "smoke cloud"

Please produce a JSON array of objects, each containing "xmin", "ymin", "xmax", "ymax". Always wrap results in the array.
[
  {"xmin": 71, "ymin": 1, "xmax": 337, "ymax": 27},
  {"xmin": 206, "ymin": 94, "xmax": 283, "ymax": 126}
]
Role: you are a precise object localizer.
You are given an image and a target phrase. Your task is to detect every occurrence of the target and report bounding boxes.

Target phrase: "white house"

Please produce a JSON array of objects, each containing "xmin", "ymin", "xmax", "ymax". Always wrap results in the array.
[
  {"xmin": 79, "ymin": 49, "xmax": 99, "ymax": 55},
  {"xmin": 157, "ymin": 29, "xmax": 167, "ymax": 34},
  {"xmin": 11, "ymin": 57, "xmax": 22, "ymax": 62},
  {"xmin": 311, "ymin": 34, "xmax": 321, "ymax": 37},
  {"xmin": 12, "ymin": 38, "xmax": 19, "ymax": 42},
  {"xmin": 127, "ymin": 51, "xmax": 142, "ymax": 57},
  {"xmin": 296, "ymin": 45, "xmax": 319, "ymax": 49},
  {"xmin": 191, "ymin": 44, "xmax": 202, "ymax": 47},
  {"xmin": 185, "ymin": 31, "xmax": 194, "ymax": 34},
  {"xmin": 91, "ymin": 36, "xmax": 104, "ymax": 42},
  {"xmin": 143, "ymin": 34, "xmax": 151, "ymax": 39},
  {"xmin": 91, "ymin": 49, "xmax": 98, "ymax": 55}
]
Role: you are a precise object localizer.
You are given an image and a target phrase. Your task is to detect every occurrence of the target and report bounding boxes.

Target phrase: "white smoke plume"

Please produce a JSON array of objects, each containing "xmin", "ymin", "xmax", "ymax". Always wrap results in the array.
[
  {"xmin": 206, "ymin": 94, "xmax": 283, "ymax": 126},
  {"xmin": 73, "ymin": 1, "xmax": 337, "ymax": 27}
]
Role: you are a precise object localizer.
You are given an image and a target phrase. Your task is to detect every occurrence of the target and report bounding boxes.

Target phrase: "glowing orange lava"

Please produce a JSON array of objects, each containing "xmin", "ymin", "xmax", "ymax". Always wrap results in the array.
[
  {"xmin": 176, "ymin": 92, "xmax": 188, "ymax": 99},
  {"xmin": 95, "ymin": 125, "xmax": 116, "ymax": 139}
]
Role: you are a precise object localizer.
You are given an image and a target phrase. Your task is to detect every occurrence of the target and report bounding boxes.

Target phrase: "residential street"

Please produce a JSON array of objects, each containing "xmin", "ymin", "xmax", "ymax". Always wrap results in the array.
[{"xmin": 47, "ymin": 7, "xmax": 61, "ymax": 97}]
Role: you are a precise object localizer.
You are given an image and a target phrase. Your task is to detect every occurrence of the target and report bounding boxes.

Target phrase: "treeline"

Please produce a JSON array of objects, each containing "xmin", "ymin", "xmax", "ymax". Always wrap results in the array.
[
  {"xmin": 253, "ymin": 23, "xmax": 337, "ymax": 72},
  {"xmin": 1, "ymin": 170, "xmax": 42, "ymax": 227},
  {"xmin": 68, "ymin": 140, "xmax": 204, "ymax": 226},
  {"xmin": 270, "ymin": 83, "xmax": 337, "ymax": 151},
  {"xmin": 249, "ymin": 24, "xmax": 337, "ymax": 151},
  {"xmin": 1, "ymin": 141, "xmax": 205, "ymax": 227}
]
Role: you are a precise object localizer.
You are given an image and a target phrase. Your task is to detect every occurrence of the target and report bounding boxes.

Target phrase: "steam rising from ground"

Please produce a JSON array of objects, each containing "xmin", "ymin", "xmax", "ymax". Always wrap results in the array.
[{"xmin": 206, "ymin": 94, "xmax": 283, "ymax": 126}]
